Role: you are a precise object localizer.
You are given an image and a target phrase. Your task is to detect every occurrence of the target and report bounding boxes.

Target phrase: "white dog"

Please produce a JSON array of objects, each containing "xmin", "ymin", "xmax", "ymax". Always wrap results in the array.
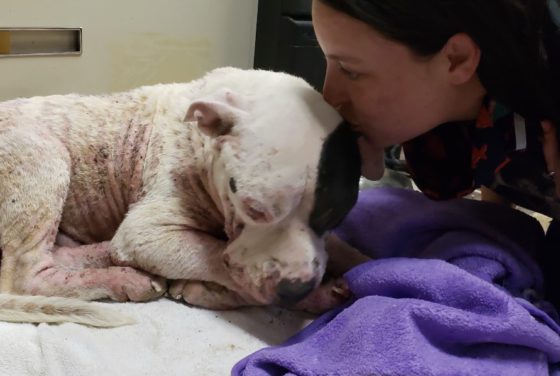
[{"xmin": 0, "ymin": 68, "xmax": 361, "ymax": 327}]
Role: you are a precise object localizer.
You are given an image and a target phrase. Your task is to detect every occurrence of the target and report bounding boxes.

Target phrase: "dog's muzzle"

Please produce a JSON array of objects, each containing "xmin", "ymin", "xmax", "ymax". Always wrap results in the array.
[{"xmin": 276, "ymin": 278, "xmax": 317, "ymax": 303}]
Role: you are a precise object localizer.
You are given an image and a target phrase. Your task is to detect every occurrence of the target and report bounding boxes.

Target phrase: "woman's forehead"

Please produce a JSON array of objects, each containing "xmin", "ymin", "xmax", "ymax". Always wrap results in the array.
[{"xmin": 313, "ymin": 1, "xmax": 409, "ymax": 62}]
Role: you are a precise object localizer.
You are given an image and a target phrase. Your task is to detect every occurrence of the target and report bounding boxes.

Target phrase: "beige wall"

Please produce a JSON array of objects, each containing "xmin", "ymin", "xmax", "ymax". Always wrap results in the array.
[{"xmin": 0, "ymin": 0, "xmax": 258, "ymax": 100}]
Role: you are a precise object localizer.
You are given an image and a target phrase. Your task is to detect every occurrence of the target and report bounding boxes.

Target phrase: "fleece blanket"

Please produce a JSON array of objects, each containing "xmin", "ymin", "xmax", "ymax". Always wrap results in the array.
[
  {"xmin": 0, "ymin": 299, "xmax": 313, "ymax": 376},
  {"xmin": 233, "ymin": 187, "xmax": 560, "ymax": 376}
]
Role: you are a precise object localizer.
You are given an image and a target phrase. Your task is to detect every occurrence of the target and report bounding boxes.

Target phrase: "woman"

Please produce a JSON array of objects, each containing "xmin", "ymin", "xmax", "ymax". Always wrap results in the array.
[{"xmin": 312, "ymin": 0, "xmax": 560, "ymax": 304}]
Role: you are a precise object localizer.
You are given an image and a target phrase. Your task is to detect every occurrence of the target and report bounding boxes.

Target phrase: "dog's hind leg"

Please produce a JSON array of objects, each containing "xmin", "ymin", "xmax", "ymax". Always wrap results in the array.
[
  {"xmin": 0, "ymin": 130, "xmax": 164, "ymax": 302},
  {"xmin": 45, "ymin": 242, "xmax": 167, "ymax": 302},
  {"xmin": 52, "ymin": 241, "xmax": 113, "ymax": 269},
  {"xmin": 0, "ymin": 129, "xmax": 72, "ymax": 295}
]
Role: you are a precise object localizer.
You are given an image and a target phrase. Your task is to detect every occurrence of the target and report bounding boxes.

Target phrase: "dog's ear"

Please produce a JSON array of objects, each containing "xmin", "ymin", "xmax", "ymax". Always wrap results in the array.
[{"xmin": 184, "ymin": 89, "xmax": 248, "ymax": 137}]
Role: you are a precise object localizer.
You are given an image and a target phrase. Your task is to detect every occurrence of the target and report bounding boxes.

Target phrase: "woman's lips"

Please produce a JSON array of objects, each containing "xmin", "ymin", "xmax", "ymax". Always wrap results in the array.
[{"xmin": 347, "ymin": 122, "xmax": 362, "ymax": 134}]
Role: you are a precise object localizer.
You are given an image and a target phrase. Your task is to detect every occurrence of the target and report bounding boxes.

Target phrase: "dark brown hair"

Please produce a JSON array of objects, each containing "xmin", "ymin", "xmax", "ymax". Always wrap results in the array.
[{"xmin": 318, "ymin": 0, "xmax": 560, "ymax": 124}]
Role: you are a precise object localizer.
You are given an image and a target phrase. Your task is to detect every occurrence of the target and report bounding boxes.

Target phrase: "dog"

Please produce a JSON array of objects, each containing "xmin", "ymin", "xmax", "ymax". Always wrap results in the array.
[{"xmin": 0, "ymin": 67, "xmax": 361, "ymax": 327}]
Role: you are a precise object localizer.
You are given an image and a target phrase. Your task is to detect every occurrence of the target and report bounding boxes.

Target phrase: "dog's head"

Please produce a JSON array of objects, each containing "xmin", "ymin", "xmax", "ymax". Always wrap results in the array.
[{"xmin": 185, "ymin": 67, "xmax": 361, "ymax": 304}]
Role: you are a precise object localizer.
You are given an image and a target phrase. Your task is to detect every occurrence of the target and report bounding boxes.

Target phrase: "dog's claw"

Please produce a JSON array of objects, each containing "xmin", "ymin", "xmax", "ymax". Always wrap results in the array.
[
  {"xmin": 332, "ymin": 286, "xmax": 346, "ymax": 295},
  {"xmin": 151, "ymin": 280, "xmax": 164, "ymax": 293},
  {"xmin": 331, "ymin": 279, "xmax": 350, "ymax": 298}
]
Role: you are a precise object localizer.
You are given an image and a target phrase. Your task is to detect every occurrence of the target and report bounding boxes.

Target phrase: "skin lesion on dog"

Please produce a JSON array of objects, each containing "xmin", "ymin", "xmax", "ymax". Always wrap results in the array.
[
  {"xmin": 229, "ymin": 177, "xmax": 237, "ymax": 193},
  {"xmin": 0, "ymin": 67, "xmax": 365, "ymax": 327}
]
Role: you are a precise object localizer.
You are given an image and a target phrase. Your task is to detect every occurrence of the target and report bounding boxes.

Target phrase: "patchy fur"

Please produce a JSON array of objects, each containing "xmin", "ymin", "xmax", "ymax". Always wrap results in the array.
[{"xmin": 0, "ymin": 68, "xmax": 350, "ymax": 326}]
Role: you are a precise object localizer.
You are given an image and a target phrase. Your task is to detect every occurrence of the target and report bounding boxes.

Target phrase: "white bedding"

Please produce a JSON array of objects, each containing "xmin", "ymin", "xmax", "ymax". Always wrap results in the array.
[{"xmin": 0, "ymin": 299, "xmax": 313, "ymax": 376}]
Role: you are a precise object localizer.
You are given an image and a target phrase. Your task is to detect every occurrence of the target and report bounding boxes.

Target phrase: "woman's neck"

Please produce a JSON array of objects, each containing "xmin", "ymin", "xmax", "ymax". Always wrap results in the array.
[{"xmin": 447, "ymin": 78, "xmax": 487, "ymax": 122}]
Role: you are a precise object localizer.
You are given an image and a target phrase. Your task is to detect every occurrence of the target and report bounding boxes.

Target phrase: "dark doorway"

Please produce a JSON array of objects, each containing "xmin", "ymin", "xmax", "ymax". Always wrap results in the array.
[{"xmin": 253, "ymin": 0, "xmax": 326, "ymax": 91}]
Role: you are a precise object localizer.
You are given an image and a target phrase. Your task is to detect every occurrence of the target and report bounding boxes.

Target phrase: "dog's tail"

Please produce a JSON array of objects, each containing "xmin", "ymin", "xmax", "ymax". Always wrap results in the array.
[{"xmin": 0, "ymin": 293, "xmax": 134, "ymax": 328}]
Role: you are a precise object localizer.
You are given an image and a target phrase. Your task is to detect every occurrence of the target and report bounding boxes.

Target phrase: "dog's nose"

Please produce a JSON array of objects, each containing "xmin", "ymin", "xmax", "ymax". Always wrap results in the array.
[{"xmin": 276, "ymin": 278, "xmax": 316, "ymax": 303}]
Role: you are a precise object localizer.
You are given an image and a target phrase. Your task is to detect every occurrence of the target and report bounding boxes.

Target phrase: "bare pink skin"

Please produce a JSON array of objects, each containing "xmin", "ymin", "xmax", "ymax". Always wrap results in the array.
[
  {"xmin": 0, "ymin": 69, "xmax": 359, "ymax": 314},
  {"xmin": 0, "ymin": 93, "xmax": 165, "ymax": 302}
]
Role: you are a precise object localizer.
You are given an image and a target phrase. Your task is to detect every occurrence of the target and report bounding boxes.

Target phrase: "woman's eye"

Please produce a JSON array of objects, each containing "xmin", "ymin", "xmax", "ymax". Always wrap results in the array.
[{"xmin": 338, "ymin": 64, "xmax": 360, "ymax": 80}]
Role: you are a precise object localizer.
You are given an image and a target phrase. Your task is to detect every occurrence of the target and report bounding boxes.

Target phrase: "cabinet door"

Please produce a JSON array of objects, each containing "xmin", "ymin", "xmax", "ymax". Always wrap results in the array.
[{"xmin": 0, "ymin": 0, "xmax": 258, "ymax": 100}]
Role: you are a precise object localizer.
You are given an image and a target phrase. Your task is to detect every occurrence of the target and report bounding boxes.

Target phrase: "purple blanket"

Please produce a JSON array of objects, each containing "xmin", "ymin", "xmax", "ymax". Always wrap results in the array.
[{"xmin": 233, "ymin": 188, "xmax": 560, "ymax": 376}]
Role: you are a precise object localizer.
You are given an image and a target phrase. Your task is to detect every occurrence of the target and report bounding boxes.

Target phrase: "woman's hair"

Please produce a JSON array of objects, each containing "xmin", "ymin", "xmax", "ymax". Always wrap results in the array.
[{"xmin": 318, "ymin": 0, "xmax": 560, "ymax": 124}]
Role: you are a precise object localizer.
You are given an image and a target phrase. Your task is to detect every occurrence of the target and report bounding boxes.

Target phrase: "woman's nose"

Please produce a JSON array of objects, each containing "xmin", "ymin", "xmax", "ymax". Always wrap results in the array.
[{"xmin": 322, "ymin": 67, "xmax": 346, "ymax": 111}]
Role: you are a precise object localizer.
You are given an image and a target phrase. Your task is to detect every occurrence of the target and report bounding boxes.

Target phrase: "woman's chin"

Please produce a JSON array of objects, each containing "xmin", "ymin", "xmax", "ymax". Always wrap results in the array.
[
  {"xmin": 358, "ymin": 137, "xmax": 385, "ymax": 180},
  {"xmin": 362, "ymin": 164, "xmax": 385, "ymax": 180}
]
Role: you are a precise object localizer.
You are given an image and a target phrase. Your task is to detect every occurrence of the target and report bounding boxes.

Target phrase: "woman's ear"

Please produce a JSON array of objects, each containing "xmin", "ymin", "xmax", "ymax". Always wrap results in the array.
[{"xmin": 441, "ymin": 33, "xmax": 481, "ymax": 85}]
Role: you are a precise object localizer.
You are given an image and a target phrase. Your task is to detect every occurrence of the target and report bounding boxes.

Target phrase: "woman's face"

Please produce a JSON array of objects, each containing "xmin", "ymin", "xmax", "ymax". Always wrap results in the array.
[{"xmin": 312, "ymin": 1, "xmax": 462, "ymax": 179}]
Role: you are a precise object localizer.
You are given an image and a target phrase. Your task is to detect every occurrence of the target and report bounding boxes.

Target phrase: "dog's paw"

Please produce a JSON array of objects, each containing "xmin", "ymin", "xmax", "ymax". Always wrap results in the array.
[
  {"xmin": 325, "ymin": 234, "xmax": 371, "ymax": 277},
  {"xmin": 288, "ymin": 277, "xmax": 351, "ymax": 314},
  {"xmin": 107, "ymin": 267, "xmax": 167, "ymax": 302},
  {"xmin": 169, "ymin": 279, "xmax": 253, "ymax": 309}
]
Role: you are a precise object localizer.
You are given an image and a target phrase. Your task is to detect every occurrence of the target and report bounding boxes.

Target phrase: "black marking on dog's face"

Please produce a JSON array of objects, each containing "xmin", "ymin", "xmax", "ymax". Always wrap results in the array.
[{"xmin": 309, "ymin": 121, "xmax": 362, "ymax": 236}]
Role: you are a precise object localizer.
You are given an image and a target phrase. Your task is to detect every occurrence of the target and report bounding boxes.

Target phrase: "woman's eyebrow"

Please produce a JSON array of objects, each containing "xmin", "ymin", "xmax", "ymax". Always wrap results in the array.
[{"xmin": 325, "ymin": 54, "xmax": 362, "ymax": 63}]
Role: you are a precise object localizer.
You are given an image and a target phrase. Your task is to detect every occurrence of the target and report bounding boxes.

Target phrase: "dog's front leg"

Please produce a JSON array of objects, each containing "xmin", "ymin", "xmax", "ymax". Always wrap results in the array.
[{"xmin": 110, "ymin": 198, "xmax": 258, "ymax": 309}]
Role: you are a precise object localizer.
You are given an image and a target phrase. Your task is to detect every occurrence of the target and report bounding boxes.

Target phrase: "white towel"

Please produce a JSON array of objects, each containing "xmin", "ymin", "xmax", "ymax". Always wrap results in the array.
[{"xmin": 0, "ymin": 299, "xmax": 313, "ymax": 376}]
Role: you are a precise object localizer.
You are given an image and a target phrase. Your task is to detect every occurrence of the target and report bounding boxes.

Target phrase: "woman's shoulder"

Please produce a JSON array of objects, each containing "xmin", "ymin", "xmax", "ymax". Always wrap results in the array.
[{"xmin": 474, "ymin": 99, "xmax": 559, "ymax": 218}]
